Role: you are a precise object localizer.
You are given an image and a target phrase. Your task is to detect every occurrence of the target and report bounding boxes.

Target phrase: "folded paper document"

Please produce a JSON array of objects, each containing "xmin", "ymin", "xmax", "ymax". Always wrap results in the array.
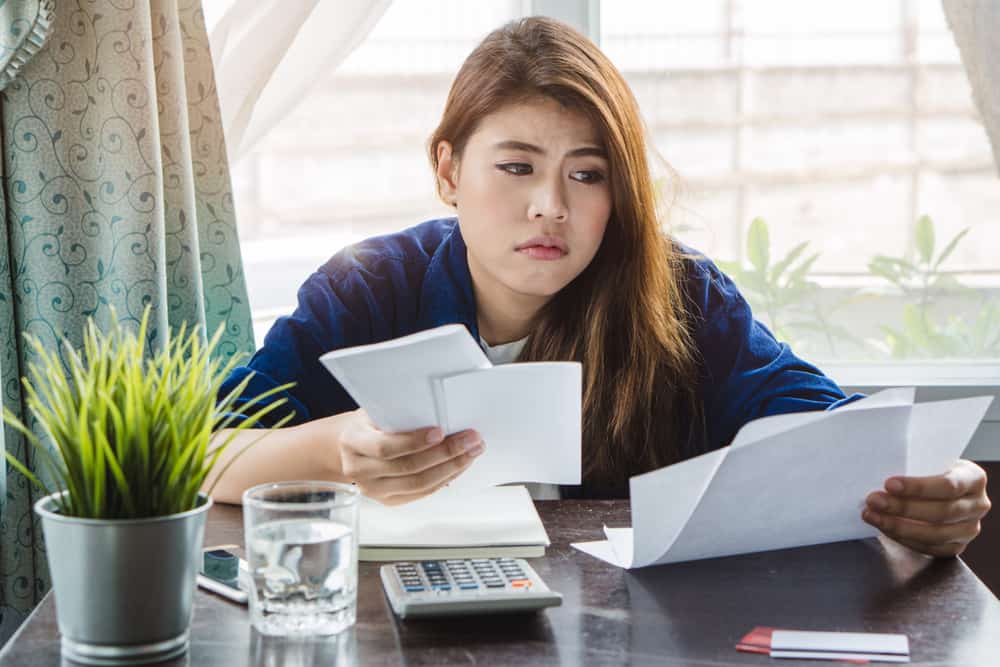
[
  {"xmin": 357, "ymin": 485, "xmax": 550, "ymax": 561},
  {"xmin": 319, "ymin": 324, "xmax": 582, "ymax": 490},
  {"xmin": 572, "ymin": 388, "xmax": 993, "ymax": 568}
]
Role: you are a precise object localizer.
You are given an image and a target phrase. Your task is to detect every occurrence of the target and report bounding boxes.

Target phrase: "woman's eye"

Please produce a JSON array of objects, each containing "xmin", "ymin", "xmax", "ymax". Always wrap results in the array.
[
  {"xmin": 497, "ymin": 163, "xmax": 532, "ymax": 175},
  {"xmin": 571, "ymin": 170, "xmax": 606, "ymax": 184}
]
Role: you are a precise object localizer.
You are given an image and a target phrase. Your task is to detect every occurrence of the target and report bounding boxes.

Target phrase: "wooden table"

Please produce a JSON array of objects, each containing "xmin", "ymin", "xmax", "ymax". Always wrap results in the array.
[{"xmin": 2, "ymin": 501, "xmax": 998, "ymax": 665}]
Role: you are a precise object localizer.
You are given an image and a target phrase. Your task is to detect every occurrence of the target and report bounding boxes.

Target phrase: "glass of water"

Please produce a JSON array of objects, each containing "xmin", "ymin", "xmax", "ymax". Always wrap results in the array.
[{"xmin": 242, "ymin": 481, "xmax": 360, "ymax": 637}]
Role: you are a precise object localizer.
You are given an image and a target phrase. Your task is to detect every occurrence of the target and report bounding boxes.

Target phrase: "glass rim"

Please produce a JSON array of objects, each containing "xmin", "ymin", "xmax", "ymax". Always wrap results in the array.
[{"xmin": 242, "ymin": 480, "xmax": 360, "ymax": 510}]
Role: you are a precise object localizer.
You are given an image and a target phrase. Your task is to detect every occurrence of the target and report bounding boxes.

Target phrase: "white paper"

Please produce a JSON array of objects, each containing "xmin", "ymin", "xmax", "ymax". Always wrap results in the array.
[
  {"xmin": 572, "ymin": 389, "xmax": 993, "ymax": 569},
  {"xmin": 320, "ymin": 324, "xmax": 489, "ymax": 432},
  {"xmin": 319, "ymin": 324, "xmax": 582, "ymax": 489},
  {"xmin": 905, "ymin": 395, "xmax": 993, "ymax": 476},
  {"xmin": 441, "ymin": 363, "xmax": 582, "ymax": 488},
  {"xmin": 358, "ymin": 485, "xmax": 549, "ymax": 548},
  {"xmin": 771, "ymin": 651, "xmax": 909, "ymax": 663},
  {"xmin": 770, "ymin": 630, "xmax": 909, "ymax": 656}
]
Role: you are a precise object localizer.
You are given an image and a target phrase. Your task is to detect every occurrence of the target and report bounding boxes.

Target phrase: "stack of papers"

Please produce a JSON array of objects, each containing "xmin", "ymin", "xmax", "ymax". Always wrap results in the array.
[
  {"xmin": 573, "ymin": 388, "xmax": 992, "ymax": 568},
  {"xmin": 736, "ymin": 627, "xmax": 910, "ymax": 663},
  {"xmin": 357, "ymin": 486, "xmax": 550, "ymax": 561},
  {"xmin": 320, "ymin": 324, "xmax": 581, "ymax": 490}
]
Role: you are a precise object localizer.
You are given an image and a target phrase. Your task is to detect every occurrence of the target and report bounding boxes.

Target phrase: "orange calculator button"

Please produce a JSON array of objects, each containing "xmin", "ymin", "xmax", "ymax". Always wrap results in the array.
[{"xmin": 510, "ymin": 580, "xmax": 532, "ymax": 588}]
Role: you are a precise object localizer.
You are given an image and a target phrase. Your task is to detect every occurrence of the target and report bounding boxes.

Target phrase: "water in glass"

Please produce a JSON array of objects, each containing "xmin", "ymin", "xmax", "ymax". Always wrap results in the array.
[{"xmin": 247, "ymin": 517, "xmax": 356, "ymax": 636}]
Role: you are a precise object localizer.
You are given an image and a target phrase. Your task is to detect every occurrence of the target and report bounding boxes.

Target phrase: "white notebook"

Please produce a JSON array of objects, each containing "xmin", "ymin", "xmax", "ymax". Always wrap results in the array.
[
  {"xmin": 319, "ymin": 324, "xmax": 582, "ymax": 490},
  {"xmin": 358, "ymin": 486, "xmax": 550, "ymax": 561}
]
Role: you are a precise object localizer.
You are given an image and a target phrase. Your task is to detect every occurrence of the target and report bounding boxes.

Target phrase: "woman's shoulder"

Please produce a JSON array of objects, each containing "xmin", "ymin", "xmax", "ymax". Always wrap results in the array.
[
  {"xmin": 671, "ymin": 239, "xmax": 743, "ymax": 320},
  {"xmin": 317, "ymin": 217, "xmax": 460, "ymax": 280}
]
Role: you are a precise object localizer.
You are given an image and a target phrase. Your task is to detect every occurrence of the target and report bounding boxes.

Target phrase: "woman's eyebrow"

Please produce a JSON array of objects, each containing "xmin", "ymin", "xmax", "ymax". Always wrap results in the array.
[{"xmin": 493, "ymin": 140, "xmax": 606, "ymax": 159}]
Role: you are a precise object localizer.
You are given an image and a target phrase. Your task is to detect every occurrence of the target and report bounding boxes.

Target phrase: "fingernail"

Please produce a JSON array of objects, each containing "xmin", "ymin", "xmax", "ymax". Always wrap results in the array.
[
  {"xmin": 868, "ymin": 494, "xmax": 888, "ymax": 511},
  {"xmin": 426, "ymin": 428, "xmax": 443, "ymax": 444},
  {"xmin": 886, "ymin": 479, "xmax": 904, "ymax": 494},
  {"xmin": 467, "ymin": 443, "xmax": 485, "ymax": 457},
  {"xmin": 864, "ymin": 510, "xmax": 880, "ymax": 527}
]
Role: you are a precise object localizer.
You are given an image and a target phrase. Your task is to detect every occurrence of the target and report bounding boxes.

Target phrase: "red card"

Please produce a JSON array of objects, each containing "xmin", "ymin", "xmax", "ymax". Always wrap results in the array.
[
  {"xmin": 735, "ymin": 626, "xmax": 870, "ymax": 663},
  {"xmin": 735, "ymin": 626, "xmax": 775, "ymax": 654}
]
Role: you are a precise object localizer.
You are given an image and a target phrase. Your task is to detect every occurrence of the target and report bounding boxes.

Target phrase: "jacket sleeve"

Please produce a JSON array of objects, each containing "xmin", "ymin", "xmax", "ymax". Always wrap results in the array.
[
  {"xmin": 216, "ymin": 264, "xmax": 378, "ymax": 428},
  {"xmin": 688, "ymin": 256, "xmax": 863, "ymax": 450}
]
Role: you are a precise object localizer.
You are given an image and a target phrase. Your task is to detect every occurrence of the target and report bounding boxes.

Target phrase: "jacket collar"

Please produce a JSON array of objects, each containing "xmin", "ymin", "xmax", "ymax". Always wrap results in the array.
[{"xmin": 417, "ymin": 218, "xmax": 479, "ymax": 340}]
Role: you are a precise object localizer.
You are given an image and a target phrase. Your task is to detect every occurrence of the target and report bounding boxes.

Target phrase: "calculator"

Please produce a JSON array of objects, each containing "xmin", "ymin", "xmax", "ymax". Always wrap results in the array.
[{"xmin": 380, "ymin": 558, "xmax": 562, "ymax": 618}]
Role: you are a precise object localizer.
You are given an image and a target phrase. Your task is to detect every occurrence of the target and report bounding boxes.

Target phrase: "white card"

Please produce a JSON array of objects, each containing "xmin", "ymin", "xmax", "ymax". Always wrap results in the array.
[{"xmin": 771, "ymin": 630, "xmax": 909, "ymax": 656}]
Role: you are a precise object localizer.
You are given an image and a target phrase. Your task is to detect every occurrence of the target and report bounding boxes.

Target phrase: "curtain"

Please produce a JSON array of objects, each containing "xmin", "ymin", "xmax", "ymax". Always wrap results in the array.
[
  {"xmin": 943, "ymin": 0, "xmax": 1000, "ymax": 176},
  {"xmin": 208, "ymin": 0, "xmax": 391, "ymax": 161},
  {"xmin": 0, "ymin": 0, "xmax": 253, "ymax": 640}
]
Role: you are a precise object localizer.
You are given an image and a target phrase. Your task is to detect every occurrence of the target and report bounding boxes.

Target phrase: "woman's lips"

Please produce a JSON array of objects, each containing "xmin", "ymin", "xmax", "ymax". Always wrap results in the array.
[{"xmin": 517, "ymin": 245, "xmax": 567, "ymax": 260}]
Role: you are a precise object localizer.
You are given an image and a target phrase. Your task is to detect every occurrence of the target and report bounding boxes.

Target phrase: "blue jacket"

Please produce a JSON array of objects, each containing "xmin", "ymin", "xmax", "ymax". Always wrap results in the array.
[{"xmin": 219, "ymin": 218, "xmax": 858, "ymax": 497}]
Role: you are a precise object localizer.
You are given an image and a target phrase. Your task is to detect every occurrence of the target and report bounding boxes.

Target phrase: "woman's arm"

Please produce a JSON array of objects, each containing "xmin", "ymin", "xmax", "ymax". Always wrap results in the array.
[
  {"xmin": 204, "ymin": 409, "xmax": 485, "ymax": 505},
  {"xmin": 204, "ymin": 413, "xmax": 350, "ymax": 504}
]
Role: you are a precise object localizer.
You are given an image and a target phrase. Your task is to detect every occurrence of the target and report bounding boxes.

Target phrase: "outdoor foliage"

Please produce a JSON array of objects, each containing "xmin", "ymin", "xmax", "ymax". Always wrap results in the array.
[
  {"xmin": 716, "ymin": 217, "xmax": 861, "ymax": 357},
  {"xmin": 868, "ymin": 215, "xmax": 1000, "ymax": 358},
  {"xmin": 721, "ymin": 215, "xmax": 999, "ymax": 360}
]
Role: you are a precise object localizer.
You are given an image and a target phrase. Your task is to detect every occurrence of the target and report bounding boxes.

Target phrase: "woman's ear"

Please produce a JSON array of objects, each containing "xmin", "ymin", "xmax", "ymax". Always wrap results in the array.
[{"xmin": 435, "ymin": 141, "xmax": 459, "ymax": 207}]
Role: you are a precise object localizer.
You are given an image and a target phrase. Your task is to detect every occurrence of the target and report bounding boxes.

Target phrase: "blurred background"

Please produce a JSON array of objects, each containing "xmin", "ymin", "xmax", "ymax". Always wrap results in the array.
[{"xmin": 203, "ymin": 0, "xmax": 999, "ymax": 368}]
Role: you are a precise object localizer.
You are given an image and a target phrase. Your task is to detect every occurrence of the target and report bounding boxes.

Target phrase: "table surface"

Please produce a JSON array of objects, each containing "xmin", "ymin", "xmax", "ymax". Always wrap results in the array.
[{"xmin": 2, "ymin": 500, "xmax": 998, "ymax": 666}]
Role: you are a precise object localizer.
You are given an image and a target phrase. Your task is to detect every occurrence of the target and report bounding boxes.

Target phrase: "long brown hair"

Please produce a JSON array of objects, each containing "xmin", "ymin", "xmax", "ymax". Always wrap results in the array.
[{"xmin": 428, "ymin": 17, "xmax": 704, "ymax": 494}]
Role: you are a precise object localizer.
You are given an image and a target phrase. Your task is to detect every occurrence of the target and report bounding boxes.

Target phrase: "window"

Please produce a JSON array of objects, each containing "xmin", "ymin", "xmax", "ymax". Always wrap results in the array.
[{"xmin": 601, "ymin": 0, "xmax": 999, "ymax": 369}]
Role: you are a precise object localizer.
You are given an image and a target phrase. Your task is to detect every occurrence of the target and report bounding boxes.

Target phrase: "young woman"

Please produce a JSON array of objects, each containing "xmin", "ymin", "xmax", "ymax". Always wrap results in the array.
[{"xmin": 209, "ymin": 17, "xmax": 990, "ymax": 558}]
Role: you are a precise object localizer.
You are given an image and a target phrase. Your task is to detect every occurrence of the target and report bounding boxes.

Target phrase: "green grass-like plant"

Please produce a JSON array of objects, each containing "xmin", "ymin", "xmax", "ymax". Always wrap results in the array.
[{"xmin": 2, "ymin": 305, "xmax": 294, "ymax": 519}]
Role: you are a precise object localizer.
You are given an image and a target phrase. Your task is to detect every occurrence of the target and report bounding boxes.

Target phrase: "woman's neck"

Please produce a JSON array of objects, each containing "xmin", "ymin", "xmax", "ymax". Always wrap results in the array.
[{"xmin": 469, "ymin": 255, "xmax": 548, "ymax": 346}]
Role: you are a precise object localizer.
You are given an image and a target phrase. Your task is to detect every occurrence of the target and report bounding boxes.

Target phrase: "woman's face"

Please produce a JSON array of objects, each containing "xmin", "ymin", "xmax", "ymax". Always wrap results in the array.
[{"xmin": 436, "ymin": 97, "xmax": 613, "ymax": 304}]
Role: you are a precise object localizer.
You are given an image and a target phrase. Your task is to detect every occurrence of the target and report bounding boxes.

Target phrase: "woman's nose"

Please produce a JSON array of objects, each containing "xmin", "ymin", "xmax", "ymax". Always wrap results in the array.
[{"xmin": 528, "ymin": 181, "xmax": 568, "ymax": 222}]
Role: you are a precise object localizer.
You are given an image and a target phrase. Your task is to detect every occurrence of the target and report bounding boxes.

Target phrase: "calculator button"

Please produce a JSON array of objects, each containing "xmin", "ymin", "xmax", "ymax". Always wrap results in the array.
[
  {"xmin": 509, "ymin": 579, "xmax": 532, "ymax": 588},
  {"xmin": 404, "ymin": 585, "xmax": 425, "ymax": 592},
  {"xmin": 458, "ymin": 582, "xmax": 479, "ymax": 590},
  {"xmin": 431, "ymin": 583, "xmax": 452, "ymax": 590}
]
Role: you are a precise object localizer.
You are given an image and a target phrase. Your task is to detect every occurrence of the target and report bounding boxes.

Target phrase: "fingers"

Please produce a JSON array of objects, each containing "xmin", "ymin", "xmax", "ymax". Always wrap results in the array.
[
  {"xmin": 350, "ymin": 424, "xmax": 446, "ymax": 461},
  {"xmin": 344, "ymin": 430, "xmax": 483, "ymax": 480},
  {"xmin": 862, "ymin": 510, "xmax": 980, "ymax": 557},
  {"xmin": 861, "ymin": 460, "xmax": 991, "ymax": 558},
  {"xmin": 358, "ymin": 444, "xmax": 484, "ymax": 501},
  {"xmin": 884, "ymin": 460, "xmax": 987, "ymax": 501},
  {"xmin": 376, "ymin": 463, "xmax": 470, "ymax": 506},
  {"xmin": 865, "ymin": 491, "xmax": 990, "ymax": 525}
]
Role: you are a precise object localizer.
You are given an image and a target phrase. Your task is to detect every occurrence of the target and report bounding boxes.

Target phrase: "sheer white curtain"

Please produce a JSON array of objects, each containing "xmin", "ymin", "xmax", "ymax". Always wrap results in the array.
[
  {"xmin": 943, "ymin": 0, "xmax": 1000, "ymax": 175},
  {"xmin": 208, "ymin": 0, "xmax": 392, "ymax": 161}
]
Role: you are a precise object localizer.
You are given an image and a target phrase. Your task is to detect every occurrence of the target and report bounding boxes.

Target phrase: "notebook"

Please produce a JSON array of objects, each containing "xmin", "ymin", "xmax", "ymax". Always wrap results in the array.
[
  {"xmin": 358, "ymin": 486, "xmax": 550, "ymax": 561},
  {"xmin": 319, "ymin": 324, "xmax": 582, "ymax": 490}
]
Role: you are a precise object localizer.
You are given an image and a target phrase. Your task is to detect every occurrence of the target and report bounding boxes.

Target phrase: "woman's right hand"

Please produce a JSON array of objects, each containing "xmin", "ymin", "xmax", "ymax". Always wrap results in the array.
[{"xmin": 321, "ymin": 408, "xmax": 485, "ymax": 505}]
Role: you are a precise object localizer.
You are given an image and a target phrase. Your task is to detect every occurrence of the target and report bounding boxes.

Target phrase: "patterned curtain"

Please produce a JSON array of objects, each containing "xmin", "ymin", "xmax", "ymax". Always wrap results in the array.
[{"xmin": 0, "ymin": 0, "xmax": 253, "ymax": 640}]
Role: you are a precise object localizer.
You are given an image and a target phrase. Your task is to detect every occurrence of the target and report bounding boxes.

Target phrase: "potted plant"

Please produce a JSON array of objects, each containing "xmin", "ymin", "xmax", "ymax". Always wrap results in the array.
[{"xmin": 2, "ymin": 306, "xmax": 293, "ymax": 665}]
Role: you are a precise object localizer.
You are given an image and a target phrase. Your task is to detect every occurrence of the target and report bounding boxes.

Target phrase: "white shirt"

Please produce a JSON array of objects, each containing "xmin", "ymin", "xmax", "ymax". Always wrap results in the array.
[{"xmin": 478, "ymin": 336, "xmax": 562, "ymax": 501}]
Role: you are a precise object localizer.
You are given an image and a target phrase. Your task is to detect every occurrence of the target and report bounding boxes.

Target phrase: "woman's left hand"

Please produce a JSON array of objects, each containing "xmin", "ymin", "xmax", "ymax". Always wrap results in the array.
[{"xmin": 862, "ymin": 459, "xmax": 991, "ymax": 557}]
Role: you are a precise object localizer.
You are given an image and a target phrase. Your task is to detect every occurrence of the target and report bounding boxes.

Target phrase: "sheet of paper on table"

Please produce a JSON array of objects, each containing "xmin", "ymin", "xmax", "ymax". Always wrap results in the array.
[{"xmin": 572, "ymin": 388, "xmax": 993, "ymax": 569}]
